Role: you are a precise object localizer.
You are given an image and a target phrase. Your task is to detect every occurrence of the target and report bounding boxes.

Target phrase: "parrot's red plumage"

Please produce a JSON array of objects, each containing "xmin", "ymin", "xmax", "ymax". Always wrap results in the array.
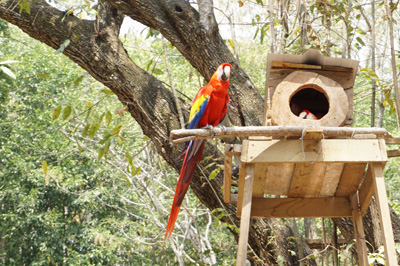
[
  {"xmin": 164, "ymin": 63, "xmax": 232, "ymax": 243},
  {"xmin": 299, "ymin": 109, "xmax": 318, "ymax": 120}
]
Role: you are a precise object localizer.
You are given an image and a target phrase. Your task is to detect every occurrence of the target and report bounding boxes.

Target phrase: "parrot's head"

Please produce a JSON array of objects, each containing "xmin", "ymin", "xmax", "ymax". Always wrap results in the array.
[
  {"xmin": 217, "ymin": 63, "xmax": 232, "ymax": 82},
  {"xmin": 299, "ymin": 109, "xmax": 318, "ymax": 120}
]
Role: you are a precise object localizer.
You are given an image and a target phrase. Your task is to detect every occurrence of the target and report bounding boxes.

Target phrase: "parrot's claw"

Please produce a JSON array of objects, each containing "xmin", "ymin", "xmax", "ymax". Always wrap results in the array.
[
  {"xmin": 217, "ymin": 125, "xmax": 227, "ymax": 134},
  {"xmin": 203, "ymin": 125, "xmax": 216, "ymax": 138}
]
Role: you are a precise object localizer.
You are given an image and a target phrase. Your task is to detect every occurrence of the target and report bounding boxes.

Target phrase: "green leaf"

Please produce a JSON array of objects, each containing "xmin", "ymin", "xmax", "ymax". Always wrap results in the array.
[
  {"xmin": 56, "ymin": 39, "xmax": 71, "ymax": 54},
  {"xmin": 105, "ymin": 111, "xmax": 112, "ymax": 126},
  {"xmin": 0, "ymin": 66, "xmax": 16, "ymax": 79},
  {"xmin": 103, "ymin": 138, "xmax": 111, "ymax": 155},
  {"xmin": 36, "ymin": 73, "xmax": 50, "ymax": 78},
  {"xmin": 42, "ymin": 160, "xmax": 48, "ymax": 174},
  {"xmin": 111, "ymin": 124, "xmax": 122, "ymax": 135},
  {"xmin": 145, "ymin": 60, "xmax": 153, "ymax": 71},
  {"xmin": 209, "ymin": 167, "xmax": 220, "ymax": 180},
  {"xmin": 356, "ymin": 29, "xmax": 365, "ymax": 35},
  {"xmin": 152, "ymin": 68, "xmax": 164, "ymax": 75},
  {"xmin": 52, "ymin": 105, "xmax": 62, "ymax": 121},
  {"xmin": 75, "ymin": 139, "xmax": 82, "ymax": 153},
  {"xmin": 253, "ymin": 27, "xmax": 260, "ymax": 39},
  {"xmin": 216, "ymin": 211, "xmax": 226, "ymax": 221},
  {"xmin": 99, "ymin": 133, "xmax": 111, "ymax": 144},
  {"xmin": 19, "ymin": 0, "xmax": 30, "ymax": 14},
  {"xmin": 101, "ymin": 88, "xmax": 114, "ymax": 95},
  {"xmin": 228, "ymin": 39, "xmax": 235, "ymax": 53},
  {"xmin": 62, "ymin": 106, "xmax": 72, "ymax": 120},
  {"xmin": 126, "ymin": 152, "xmax": 133, "ymax": 169},
  {"xmin": 89, "ymin": 123, "xmax": 100, "ymax": 139},
  {"xmin": 132, "ymin": 166, "xmax": 141, "ymax": 176},
  {"xmin": 210, "ymin": 208, "xmax": 225, "ymax": 215},
  {"xmin": 356, "ymin": 37, "xmax": 365, "ymax": 46},
  {"xmin": 82, "ymin": 123, "xmax": 90, "ymax": 137},
  {"xmin": 256, "ymin": 0, "xmax": 264, "ymax": 6},
  {"xmin": 72, "ymin": 75, "xmax": 84, "ymax": 85},
  {"xmin": 116, "ymin": 136, "xmax": 124, "ymax": 145},
  {"xmin": 98, "ymin": 147, "xmax": 105, "ymax": 160}
]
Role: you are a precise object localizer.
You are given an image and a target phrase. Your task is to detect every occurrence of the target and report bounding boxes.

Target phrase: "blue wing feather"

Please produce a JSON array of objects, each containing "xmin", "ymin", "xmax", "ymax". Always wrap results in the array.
[{"xmin": 188, "ymin": 96, "xmax": 209, "ymax": 129}]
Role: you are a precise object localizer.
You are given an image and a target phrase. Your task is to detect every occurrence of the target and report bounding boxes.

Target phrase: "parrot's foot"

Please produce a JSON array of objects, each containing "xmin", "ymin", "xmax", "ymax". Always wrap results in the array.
[
  {"xmin": 217, "ymin": 125, "xmax": 227, "ymax": 134},
  {"xmin": 203, "ymin": 125, "xmax": 216, "ymax": 138}
]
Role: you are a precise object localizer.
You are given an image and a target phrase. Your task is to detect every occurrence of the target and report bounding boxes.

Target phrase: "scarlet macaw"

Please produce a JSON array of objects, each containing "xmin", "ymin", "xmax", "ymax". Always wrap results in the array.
[
  {"xmin": 299, "ymin": 109, "xmax": 318, "ymax": 120},
  {"xmin": 164, "ymin": 63, "xmax": 232, "ymax": 241}
]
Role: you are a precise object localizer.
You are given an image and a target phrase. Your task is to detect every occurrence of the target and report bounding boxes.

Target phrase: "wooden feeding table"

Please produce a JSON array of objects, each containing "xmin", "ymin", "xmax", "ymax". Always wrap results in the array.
[{"xmin": 170, "ymin": 126, "xmax": 397, "ymax": 266}]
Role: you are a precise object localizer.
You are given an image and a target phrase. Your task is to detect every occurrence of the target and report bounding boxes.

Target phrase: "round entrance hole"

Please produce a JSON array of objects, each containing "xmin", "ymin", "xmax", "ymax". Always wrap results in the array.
[{"xmin": 289, "ymin": 85, "xmax": 330, "ymax": 119}]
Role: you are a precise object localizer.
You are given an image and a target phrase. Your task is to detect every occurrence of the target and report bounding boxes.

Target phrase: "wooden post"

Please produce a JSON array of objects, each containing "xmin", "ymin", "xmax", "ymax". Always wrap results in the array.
[
  {"xmin": 224, "ymin": 144, "xmax": 233, "ymax": 203},
  {"xmin": 236, "ymin": 164, "xmax": 255, "ymax": 266},
  {"xmin": 350, "ymin": 192, "xmax": 368, "ymax": 266},
  {"xmin": 371, "ymin": 163, "xmax": 398, "ymax": 265}
]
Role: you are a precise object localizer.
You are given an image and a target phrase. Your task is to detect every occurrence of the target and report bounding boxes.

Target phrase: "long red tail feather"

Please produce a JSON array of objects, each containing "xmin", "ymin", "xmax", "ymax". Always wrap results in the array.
[{"xmin": 163, "ymin": 140, "xmax": 205, "ymax": 243}]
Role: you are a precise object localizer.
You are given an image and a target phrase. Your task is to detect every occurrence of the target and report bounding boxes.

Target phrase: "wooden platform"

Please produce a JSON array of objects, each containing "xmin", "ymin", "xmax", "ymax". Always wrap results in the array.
[{"xmin": 224, "ymin": 132, "xmax": 397, "ymax": 266}]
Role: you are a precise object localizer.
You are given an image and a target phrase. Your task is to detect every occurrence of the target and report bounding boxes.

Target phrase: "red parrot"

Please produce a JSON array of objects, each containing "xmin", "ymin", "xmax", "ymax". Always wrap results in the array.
[
  {"xmin": 299, "ymin": 109, "xmax": 318, "ymax": 120},
  {"xmin": 164, "ymin": 63, "xmax": 232, "ymax": 242}
]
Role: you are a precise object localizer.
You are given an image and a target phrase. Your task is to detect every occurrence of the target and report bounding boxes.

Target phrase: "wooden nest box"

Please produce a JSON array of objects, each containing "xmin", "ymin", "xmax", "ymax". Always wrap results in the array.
[{"xmin": 265, "ymin": 49, "xmax": 358, "ymax": 127}]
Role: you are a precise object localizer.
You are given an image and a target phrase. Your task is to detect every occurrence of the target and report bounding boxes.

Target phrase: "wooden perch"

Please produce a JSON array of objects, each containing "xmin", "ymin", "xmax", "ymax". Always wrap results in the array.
[{"xmin": 170, "ymin": 126, "xmax": 391, "ymax": 144}]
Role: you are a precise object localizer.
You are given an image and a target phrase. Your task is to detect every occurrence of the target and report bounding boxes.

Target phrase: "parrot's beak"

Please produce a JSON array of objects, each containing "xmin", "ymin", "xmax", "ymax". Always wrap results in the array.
[{"xmin": 221, "ymin": 72, "xmax": 228, "ymax": 81}]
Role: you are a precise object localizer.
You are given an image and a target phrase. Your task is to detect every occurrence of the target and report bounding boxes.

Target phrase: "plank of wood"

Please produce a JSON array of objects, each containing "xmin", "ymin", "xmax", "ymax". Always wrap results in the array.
[
  {"xmin": 250, "ymin": 197, "xmax": 352, "ymax": 218},
  {"xmin": 302, "ymin": 128, "xmax": 324, "ymax": 140},
  {"xmin": 252, "ymin": 163, "xmax": 268, "ymax": 197},
  {"xmin": 271, "ymin": 61, "xmax": 322, "ymax": 70},
  {"xmin": 353, "ymin": 134, "xmax": 377, "ymax": 139},
  {"xmin": 371, "ymin": 163, "xmax": 398, "ymax": 265},
  {"xmin": 385, "ymin": 137, "xmax": 400, "ymax": 144},
  {"xmin": 236, "ymin": 162, "xmax": 247, "ymax": 217},
  {"xmin": 344, "ymin": 88, "xmax": 354, "ymax": 126},
  {"xmin": 288, "ymin": 163, "xmax": 327, "ymax": 197},
  {"xmin": 224, "ymin": 144, "xmax": 233, "ymax": 203},
  {"xmin": 322, "ymin": 65, "xmax": 354, "ymax": 73},
  {"xmin": 262, "ymin": 163, "xmax": 294, "ymax": 196},
  {"xmin": 359, "ymin": 164, "xmax": 374, "ymax": 215},
  {"xmin": 378, "ymin": 139, "xmax": 388, "ymax": 161},
  {"xmin": 387, "ymin": 150, "xmax": 400, "ymax": 157},
  {"xmin": 320, "ymin": 163, "xmax": 345, "ymax": 197},
  {"xmin": 236, "ymin": 164, "xmax": 255, "ymax": 266},
  {"xmin": 350, "ymin": 193, "xmax": 369, "ymax": 266},
  {"xmin": 268, "ymin": 69, "xmax": 355, "ymax": 90},
  {"xmin": 245, "ymin": 139, "xmax": 386, "ymax": 163},
  {"xmin": 335, "ymin": 163, "xmax": 366, "ymax": 197},
  {"xmin": 271, "ymin": 62, "xmax": 354, "ymax": 73},
  {"xmin": 305, "ymin": 238, "xmax": 347, "ymax": 249}
]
